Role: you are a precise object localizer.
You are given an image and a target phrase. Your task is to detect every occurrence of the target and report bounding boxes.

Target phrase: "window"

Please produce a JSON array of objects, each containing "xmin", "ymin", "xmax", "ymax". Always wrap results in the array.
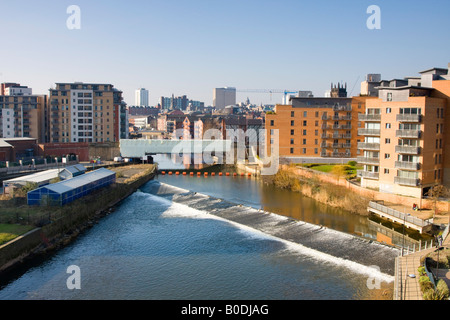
[
  {"xmin": 303, "ymin": 139, "xmax": 306, "ymax": 145},
  {"xmin": 385, "ymin": 123, "xmax": 391, "ymax": 129},
  {"xmin": 315, "ymin": 121, "xmax": 319, "ymax": 126},
  {"xmin": 291, "ymin": 111, "xmax": 295, "ymax": 117},
  {"xmin": 303, "ymin": 120, "xmax": 307, "ymax": 126},
  {"xmin": 314, "ymin": 148, "xmax": 318, "ymax": 154},
  {"xmin": 387, "ymin": 92, "xmax": 393, "ymax": 101},
  {"xmin": 384, "ymin": 168, "xmax": 389, "ymax": 174},
  {"xmin": 291, "ymin": 120, "xmax": 295, "ymax": 126},
  {"xmin": 302, "ymin": 148, "xmax": 306, "ymax": 154},
  {"xmin": 291, "ymin": 129, "xmax": 294, "ymax": 135},
  {"xmin": 303, "ymin": 129, "xmax": 307, "ymax": 135},
  {"xmin": 315, "ymin": 139, "xmax": 318, "ymax": 145},
  {"xmin": 270, "ymin": 120, "xmax": 274, "ymax": 126},
  {"xmin": 386, "ymin": 108, "xmax": 391, "ymax": 114},
  {"xmin": 315, "ymin": 130, "xmax": 318, "ymax": 136},
  {"xmin": 290, "ymin": 148, "xmax": 294, "ymax": 154},
  {"xmin": 290, "ymin": 139, "xmax": 294, "ymax": 145},
  {"xmin": 385, "ymin": 153, "xmax": 390, "ymax": 159},
  {"xmin": 385, "ymin": 138, "xmax": 390, "ymax": 144},
  {"xmin": 315, "ymin": 111, "xmax": 319, "ymax": 117},
  {"xmin": 303, "ymin": 111, "xmax": 307, "ymax": 117}
]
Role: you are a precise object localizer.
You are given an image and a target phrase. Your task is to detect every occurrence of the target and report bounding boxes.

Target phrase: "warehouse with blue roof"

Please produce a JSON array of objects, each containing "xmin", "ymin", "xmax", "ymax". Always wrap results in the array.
[{"xmin": 27, "ymin": 168, "xmax": 116, "ymax": 206}]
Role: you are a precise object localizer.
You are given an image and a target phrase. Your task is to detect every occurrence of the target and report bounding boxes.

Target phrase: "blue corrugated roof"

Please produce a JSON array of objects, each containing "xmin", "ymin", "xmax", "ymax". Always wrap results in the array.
[{"xmin": 43, "ymin": 168, "xmax": 115, "ymax": 194}]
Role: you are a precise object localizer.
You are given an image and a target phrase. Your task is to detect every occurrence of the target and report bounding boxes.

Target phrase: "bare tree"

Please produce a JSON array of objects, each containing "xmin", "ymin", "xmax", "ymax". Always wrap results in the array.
[{"xmin": 426, "ymin": 185, "xmax": 449, "ymax": 218}]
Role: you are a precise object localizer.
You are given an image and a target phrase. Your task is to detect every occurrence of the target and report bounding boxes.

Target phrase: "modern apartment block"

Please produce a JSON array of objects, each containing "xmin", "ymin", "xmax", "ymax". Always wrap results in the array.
[
  {"xmin": 0, "ymin": 83, "xmax": 47, "ymax": 143},
  {"xmin": 357, "ymin": 65, "xmax": 450, "ymax": 198},
  {"xmin": 135, "ymin": 88, "xmax": 149, "ymax": 107},
  {"xmin": 48, "ymin": 82, "xmax": 128, "ymax": 143},
  {"xmin": 266, "ymin": 96, "xmax": 375, "ymax": 159}
]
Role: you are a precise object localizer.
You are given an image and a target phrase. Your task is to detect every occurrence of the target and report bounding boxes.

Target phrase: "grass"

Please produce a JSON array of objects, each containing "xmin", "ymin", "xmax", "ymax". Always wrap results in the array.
[
  {"xmin": 299, "ymin": 163, "xmax": 363, "ymax": 179},
  {"xmin": 0, "ymin": 224, "xmax": 34, "ymax": 245}
]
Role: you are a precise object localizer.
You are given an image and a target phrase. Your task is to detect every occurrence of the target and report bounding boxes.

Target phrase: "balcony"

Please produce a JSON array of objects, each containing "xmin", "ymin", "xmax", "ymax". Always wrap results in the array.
[
  {"xmin": 358, "ymin": 142, "xmax": 380, "ymax": 150},
  {"xmin": 394, "ymin": 176, "xmax": 420, "ymax": 187},
  {"xmin": 396, "ymin": 114, "xmax": 422, "ymax": 122},
  {"xmin": 357, "ymin": 170, "xmax": 379, "ymax": 180},
  {"xmin": 333, "ymin": 124, "xmax": 352, "ymax": 130},
  {"xmin": 357, "ymin": 156, "xmax": 380, "ymax": 165},
  {"xmin": 322, "ymin": 115, "xmax": 331, "ymax": 121},
  {"xmin": 358, "ymin": 128, "xmax": 380, "ymax": 136},
  {"xmin": 321, "ymin": 124, "xmax": 331, "ymax": 130},
  {"xmin": 396, "ymin": 130, "xmax": 422, "ymax": 138},
  {"xmin": 332, "ymin": 115, "xmax": 352, "ymax": 121},
  {"xmin": 395, "ymin": 161, "xmax": 421, "ymax": 170},
  {"xmin": 332, "ymin": 105, "xmax": 352, "ymax": 112},
  {"xmin": 321, "ymin": 134, "xmax": 331, "ymax": 139},
  {"xmin": 358, "ymin": 114, "xmax": 381, "ymax": 121},
  {"xmin": 395, "ymin": 145, "xmax": 421, "ymax": 155}
]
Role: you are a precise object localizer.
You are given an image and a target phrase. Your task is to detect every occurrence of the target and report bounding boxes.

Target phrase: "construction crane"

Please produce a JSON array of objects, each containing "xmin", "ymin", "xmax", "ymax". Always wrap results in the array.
[{"xmin": 236, "ymin": 89, "xmax": 299, "ymax": 104}]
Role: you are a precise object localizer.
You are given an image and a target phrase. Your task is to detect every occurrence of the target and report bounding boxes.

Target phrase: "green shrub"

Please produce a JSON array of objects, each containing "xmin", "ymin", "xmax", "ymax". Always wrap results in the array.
[
  {"xmin": 417, "ymin": 266, "xmax": 426, "ymax": 276},
  {"xmin": 347, "ymin": 161, "xmax": 357, "ymax": 167},
  {"xmin": 423, "ymin": 289, "xmax": 440, "ymax": 300},
  {"xmin": 436, "ymin": 280, "xmax": 449, "ymax": 299}
]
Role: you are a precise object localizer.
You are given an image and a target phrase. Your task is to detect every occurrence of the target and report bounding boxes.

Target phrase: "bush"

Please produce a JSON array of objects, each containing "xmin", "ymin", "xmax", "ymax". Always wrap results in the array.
[
  {"xmin": 419, "ymin": 276, "xmax": 433, "ymax": 292},
  {"xmin": 417, "ymin": 266, "xmax": 426, "ymax": 276},
  {"xmin": 423, "ymin": 289, "xmax": 440, "ymax": 300},
  {"xmin": 436, "ymin": 280, "xmax": 449, "ymax": 299},
  {"xmin": 347, "ymin": 161, "xmax": 357, "ymax": 167}
]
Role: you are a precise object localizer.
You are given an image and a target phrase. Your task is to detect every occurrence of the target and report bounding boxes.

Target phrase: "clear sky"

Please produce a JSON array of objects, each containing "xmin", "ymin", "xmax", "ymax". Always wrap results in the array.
[{"xmin": 0, "ymin": 0, "xmax": 449, "ymax": 106}]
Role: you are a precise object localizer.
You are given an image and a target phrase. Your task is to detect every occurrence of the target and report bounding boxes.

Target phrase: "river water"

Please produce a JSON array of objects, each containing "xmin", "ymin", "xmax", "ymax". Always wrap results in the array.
[{"xmin": 0, "ymin": 156, "xmax": 420, "ymax": 300}]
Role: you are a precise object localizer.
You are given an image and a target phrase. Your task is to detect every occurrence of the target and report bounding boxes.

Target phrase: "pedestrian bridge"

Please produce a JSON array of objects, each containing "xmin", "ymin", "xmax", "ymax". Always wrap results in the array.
[{"xmin": 119, "ymin": 139, "xmax": 233, "ymax": 158}]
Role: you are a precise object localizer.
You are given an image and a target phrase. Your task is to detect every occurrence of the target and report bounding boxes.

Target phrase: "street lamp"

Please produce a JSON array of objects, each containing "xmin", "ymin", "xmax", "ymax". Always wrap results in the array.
[{"xmin": 402, "ymin": 213, "xmax": 411, "ymax": 256}]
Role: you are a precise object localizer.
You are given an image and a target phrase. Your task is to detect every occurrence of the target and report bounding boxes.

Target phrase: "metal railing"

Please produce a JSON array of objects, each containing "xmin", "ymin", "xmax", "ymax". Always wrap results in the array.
[
  {"xmin": 369, "ymin": 201, "xmax": 431, "ymax": 228},
  {"xmin": 395, "ymin": 145, "xmax": 421, "ymax": 155}
]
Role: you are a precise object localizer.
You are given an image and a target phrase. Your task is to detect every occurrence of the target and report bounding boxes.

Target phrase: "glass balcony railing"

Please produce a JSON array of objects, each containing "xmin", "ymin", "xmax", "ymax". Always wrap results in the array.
[
  {"xmin": 395, "ymin": 145, "xmax": 421, "ymax": 155},
  {"xmin": 357, "ymin": 142, "xmax": 380, "ymax": 150},
  {"xmin": 358, "ymin": 114, "xmax": 381, "ymax": 121},
  {"xmin": 358, "ymin": 128, "xmax": 380, "ymax": 136},
  {"xmin": 394, "ymin": 161, "xmax": 421, "ymax": 170},
  {"xmin": 396, "ymin": 114, "xmax": 422, "ymax": 122},
  {"xmin": 394, "ymin": 176, "xmax": 420, "ymax": 186},
  {"xmin": 357, "ymin": 170, "xmax": 379, "ymax": 180}
]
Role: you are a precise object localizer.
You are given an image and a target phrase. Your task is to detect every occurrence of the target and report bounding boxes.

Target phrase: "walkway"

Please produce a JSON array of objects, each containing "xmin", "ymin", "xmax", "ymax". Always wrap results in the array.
[{"xmin": 395, "ymin": 242, "xmax": 450, "ymax": 300}]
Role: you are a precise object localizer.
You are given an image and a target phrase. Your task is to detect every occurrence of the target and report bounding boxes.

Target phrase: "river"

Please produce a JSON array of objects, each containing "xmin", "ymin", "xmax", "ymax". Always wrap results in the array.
[{"xmin": 0, "ymin": 155, "xmax": 423, "ymax": 300}]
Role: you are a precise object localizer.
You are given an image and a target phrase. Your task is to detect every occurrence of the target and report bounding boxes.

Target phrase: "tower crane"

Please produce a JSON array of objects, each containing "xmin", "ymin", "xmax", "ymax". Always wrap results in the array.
[{"xmin": 236, "ymin": 89, "xmax": 299, "ymax": 104}]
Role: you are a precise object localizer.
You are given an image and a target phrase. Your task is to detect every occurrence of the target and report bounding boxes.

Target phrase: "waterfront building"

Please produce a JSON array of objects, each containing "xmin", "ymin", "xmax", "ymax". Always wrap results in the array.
[
  {"xmin": 357, "ymin": 65, "xmax": 450, "ymax": 198},
  {"xmin": 213, "ymin": 87, "xmax": 236, "ymax": 110},
  {"xmin": 135, "ymin": 88, "xmax": 149, "ymax": 107},
  {"xmin": 27, "ymin": 167, "xmax": 116, "ymax": 206},
  {"xmin": 266, "ymin": 96, "xmax": 375, "ymax": 160},
  {"xmin": 48, "ymin": 82, "xmax": 128, "ymax": 143},
  {"xmin": 0, "ymin": 83, "xmax": 47, "ymax": 143}
]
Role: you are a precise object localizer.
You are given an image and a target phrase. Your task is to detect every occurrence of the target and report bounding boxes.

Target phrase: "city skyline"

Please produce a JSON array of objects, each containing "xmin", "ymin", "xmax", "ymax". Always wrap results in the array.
[{"xmin": 0, "ymin": 0, "xmax": 449, "ymax": 106}]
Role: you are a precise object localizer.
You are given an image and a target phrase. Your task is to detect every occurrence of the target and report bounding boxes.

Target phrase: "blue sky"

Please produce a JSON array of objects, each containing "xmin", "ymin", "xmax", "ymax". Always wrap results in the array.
[{"xmin": 0, "ymin": 0, "xmax": 449, "ymax": 106}]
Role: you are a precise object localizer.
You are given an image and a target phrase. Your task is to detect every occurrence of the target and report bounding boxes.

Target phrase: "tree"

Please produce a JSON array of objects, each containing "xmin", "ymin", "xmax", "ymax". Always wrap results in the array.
[
  {"xmin": 426, "ymin": 185, "xmax": 449, "ymax": 218},
  {"xmin": 331, "ymin": 165, "xmax": 347, "ymax": 185}
]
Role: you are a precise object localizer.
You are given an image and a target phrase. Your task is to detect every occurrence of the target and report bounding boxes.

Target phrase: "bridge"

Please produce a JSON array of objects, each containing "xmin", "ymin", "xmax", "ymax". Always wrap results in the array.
[{"xmin": 119, "ymin": 139, "xmax": 233, "ymax": 158}]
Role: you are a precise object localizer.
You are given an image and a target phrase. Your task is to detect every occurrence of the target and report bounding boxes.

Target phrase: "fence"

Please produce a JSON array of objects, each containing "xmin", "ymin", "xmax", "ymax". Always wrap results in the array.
[{"xmin": 369, "ymin": 201, "xmax": 431, "ymax": 228}]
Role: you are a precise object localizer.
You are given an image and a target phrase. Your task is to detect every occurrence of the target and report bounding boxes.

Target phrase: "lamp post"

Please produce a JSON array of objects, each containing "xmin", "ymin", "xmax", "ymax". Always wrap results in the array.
[{"xmin": 402, "ymin": 213, "xmax": 411, "ymax": 256}]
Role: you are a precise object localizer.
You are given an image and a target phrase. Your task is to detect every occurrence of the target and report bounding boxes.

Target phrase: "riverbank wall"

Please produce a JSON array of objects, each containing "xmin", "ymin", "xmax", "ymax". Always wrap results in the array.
[
  {"xmin": 267, "ymin": 165, "xmax": 450, "ymax": 216},
  {"xmin": 0, "ymin": 164, "xmax": 157, "ymax": 276}
]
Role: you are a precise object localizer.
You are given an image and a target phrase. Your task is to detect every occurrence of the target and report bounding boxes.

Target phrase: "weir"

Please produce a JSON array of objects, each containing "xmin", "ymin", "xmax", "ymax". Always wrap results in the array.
[{"xmin": 143, "ymin": 181, "xmax": 400, "ymax": 277}]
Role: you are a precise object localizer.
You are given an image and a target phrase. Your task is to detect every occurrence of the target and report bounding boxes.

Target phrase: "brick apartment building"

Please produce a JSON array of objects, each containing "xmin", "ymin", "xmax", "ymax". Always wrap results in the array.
[
  {"xmin": 0, "ymin": 83, "xmax": 47, "ymax": 143},
  {"xmin": 265, "ymin": 95, "xmax": 375, "ymax": 160},
  {"xmin": 48, "ymin": 82, "xmax": 128, "ymax": 144}
]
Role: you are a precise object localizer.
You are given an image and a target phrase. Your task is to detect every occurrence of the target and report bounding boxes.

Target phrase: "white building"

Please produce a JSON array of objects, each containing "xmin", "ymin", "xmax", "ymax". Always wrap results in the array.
[
  {"xmin": 213, "ymin": 87, "xmax": 236, "ymax": 109},
  {"xmin": 135, "ymin": 88, "xmax": 149, "ymax": 107}
]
